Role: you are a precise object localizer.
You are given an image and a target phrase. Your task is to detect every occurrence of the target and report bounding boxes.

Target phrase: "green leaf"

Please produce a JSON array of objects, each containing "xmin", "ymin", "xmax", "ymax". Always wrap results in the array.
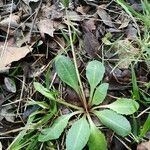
[
  {"xmin": 38, "ymin": 113, "xmax": 73, "ymax": 142},
  {"xmin": 55, "ymin": 55, "xmax": 80, "ymax": 94},
  {"xmin": 66, "ymin": 117, "xmax": 90, "ymax": 150},
  {"xmin": 94, "ymin": 110, "xmax": 131, "ymax": 137},
  {"xmin": 88, "ymin": 120, "xmax": 107, "ymax": 150},
  {"xmin": 131, "ymin": 65, "xmax": 140, "ymax": 100},
  {"xmin": 92, "ymin": 83, "xmax": 108, "ymax": 105},
  {"xmin": 34, "ymin": 82, "xmax": 55, "ymax": 100},
  {"xmin": 86, "ymin": 60, "xmax": 105, "ymax": 100},
  {"xmin": 27, "ymin": 100, "xmax": 49, "ymax": 109},
  {"xmin": 106, "ymin": 99, "xmax": 139, "ymax": 115},
  {"xmin": 140, "ymin": 114, "xmax": 150, "ymax": 138}
]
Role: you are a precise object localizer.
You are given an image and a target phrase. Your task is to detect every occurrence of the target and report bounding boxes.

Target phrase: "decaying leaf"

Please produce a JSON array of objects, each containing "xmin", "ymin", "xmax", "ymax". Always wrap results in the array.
[
  {"xmin": 0, "ymin": 46, "xmax": 32, "ymax": 70},
  {"xmin": 126, "ymin": 24, "xmax": 137, "ymax": 40},
  {"xmin": 116, "ymin": 12, "xmax": 130, "ymax": 29},
  {"xmin": 0, "ymin": 14, "xmax": 20, "ymax": 28},
  {"xmin": 4, "ymin": 77, "xmax": 16, "ymax": 93},
  {"xmin": 137, "ymin": 140, "xmax": 150, "ymax": 150},
  {"xmin": 97, "ymin": 6, "xmax": 114, "ymax": 27},
  {"xmin": 82, "ymin": 22, "xmax": 100, "ymax": 58},
  {"xmin": 41, "ymin": 4, "xmax": 63, "ymax": 19},
  {"xmin": 64, "ymin": 11, "xmax": 81, "ymax": 21},
  {"xmin": 114, "ymin": 39, "xmax": 139, "ymax": 68},
  {"xmin": 0, "ymin": 105, "xmax": 15, "ymax": 123},
  {"xmin": 118, "ymin": 17, "xmax": 130, "ymax": 29},
  {"xmin": 38, "ymin": 19, "xmax": 56, "ymax": 37}
]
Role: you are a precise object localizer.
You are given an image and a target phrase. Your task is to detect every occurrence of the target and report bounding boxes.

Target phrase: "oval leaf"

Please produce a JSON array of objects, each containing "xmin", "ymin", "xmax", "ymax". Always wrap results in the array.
[
  {"xmin": 94, "ymin": 110, "xmax": 131, "ymax": 137},
  {"xmin": 55, "ymin": 55, "xmax": 80, "ymax": 94},
  {"xmin": 106, "ymin": 99, "xmax": 139, "ymax": 115},
  {"xmin": 4, "ymin": 77, "xmax": 16, "ymax": 93},
  {"xmin": 88, "ymin": 120, "xmax": 107, "ymax": 150},
  {"xmin": 66, "ymin": 117, "xmax": 90, "ymax": 150},
  {"xmin": 92, "ymin": 83, "xmax": 109, "ymax": 105},
  {"xmin": 86, "ymin": 61, "xmax": 105, "ymax": 99},
  {"xmin": 34, "ymin": 82, "xmax": 55, "ymax": 100},
  {"xmin": 38, "ymin": 114, "xmax": 73, "ymax": 142}
]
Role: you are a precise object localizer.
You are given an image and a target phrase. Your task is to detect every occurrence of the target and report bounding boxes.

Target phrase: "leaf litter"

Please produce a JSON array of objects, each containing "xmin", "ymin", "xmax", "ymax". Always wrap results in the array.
[{"xmin": 0, "ymin": 0, "xmax": 150, "ymax": 149}]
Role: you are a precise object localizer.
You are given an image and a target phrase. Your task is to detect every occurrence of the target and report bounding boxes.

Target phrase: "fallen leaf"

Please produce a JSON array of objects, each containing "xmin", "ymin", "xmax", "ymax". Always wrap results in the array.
[
  {"xmin": 82, "ymin": 22, "xmax": 100, "ymax": 58},
  {"xmin": 137, "ymin": 140, "xmax": 150, "ymax": 150},
  {"xmin": 0, "ymin": 105, "xmax": 15, "ymax": 123},
  {"xmin": 0, "ymin": 46, "xmax": 32, "ymax": 70},
  {"xmin": 76, "ymin": 5, "xmax": 86, "ymax": 15},
  {"xmin": 97, "ymin": 6, "xmax": 114, "ymax": 27},
  {"xmin": 37, "ymin": 19, "xmax": 56, "ymax": 37},
  {"xmin": 119, "ymin": 17, "xmax": 130, "ymax": 29},
  {"xmin": 83, "ymin": 20, "xmax": 96, "ymax": 32},
  {"xmin": 0, "ymin": 14, "xmax": 20, "ymax": 28},
  {"xmin": 126, "ymin": 24, "xmax": 137, "ymax": 40},
  {"xmin": 114, "ymin": 39, "xmax": 139, "ymax": 68},
  {"xmin": 64, "ymin": 11, "xmax": 81, "ymax": 21},
  {"xmin": 4, "ymin": 77, "xmax": 16, "ymax": 93}
]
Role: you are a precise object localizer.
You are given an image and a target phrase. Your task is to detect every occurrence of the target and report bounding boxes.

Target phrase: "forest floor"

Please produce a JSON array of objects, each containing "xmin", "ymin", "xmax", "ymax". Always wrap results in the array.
[{"xmin": 0, "ymin": 0, "xmax": 150, "ymax": 150}]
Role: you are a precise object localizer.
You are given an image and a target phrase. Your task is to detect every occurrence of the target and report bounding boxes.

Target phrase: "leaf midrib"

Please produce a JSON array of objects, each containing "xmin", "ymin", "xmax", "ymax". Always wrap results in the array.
[
  {"xmin": 59, "ymin": 59, "xmax": 79, "ymax": 92},
  {"xmin": 98, "ymin": 112, "xmax": 130, "ymax": 134},
  {"xmin": 72, "ymin": 119, "xmax": 84, "ymax": 150}
]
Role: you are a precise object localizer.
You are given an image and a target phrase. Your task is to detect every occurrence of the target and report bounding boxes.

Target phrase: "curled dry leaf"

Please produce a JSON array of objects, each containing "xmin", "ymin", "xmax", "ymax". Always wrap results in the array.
[
  {"xmin": 116, "ymin": 12, "xmax": 130, "ymax": 29},
  {"xmin": 0, "ymin": 46, "xmax": 32, "ymax": 71},
  {"xmin": 118, "ymin": 17, "xmax": 130, "ymax": 29}
]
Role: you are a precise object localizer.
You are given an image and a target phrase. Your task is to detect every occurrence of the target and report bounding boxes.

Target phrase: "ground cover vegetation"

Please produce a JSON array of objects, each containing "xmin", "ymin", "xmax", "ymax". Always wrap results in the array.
[{"xmin": 0, "ymin": 0, "xmax": 150, "ymax": 149}]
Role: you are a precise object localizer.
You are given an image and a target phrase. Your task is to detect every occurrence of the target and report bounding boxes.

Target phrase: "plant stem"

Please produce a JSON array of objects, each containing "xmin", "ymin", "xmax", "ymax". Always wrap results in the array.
[
  {"xmin": 91, "ymin": 105, "xmax": 108, "ymax": 111},
  {"xmin": 66, "ymin": 9, "xmax": 88, "ymax": 112},
  {"xmin": 87, "ymin": 112, "xmax": 93, "ymax": 125},
  {"xmin": 56, "ymin": 99, "xmax": 83, "ymax": 110},
  {"xmin": 89, "ymin": 88, "xmax": 94, "ymax": 105}
]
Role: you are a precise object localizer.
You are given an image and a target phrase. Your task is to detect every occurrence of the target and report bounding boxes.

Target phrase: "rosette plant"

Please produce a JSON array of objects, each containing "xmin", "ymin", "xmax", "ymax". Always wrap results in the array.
[{"xmin": 34, "ymin": 55, "xmax": 139, "ymax": 150}]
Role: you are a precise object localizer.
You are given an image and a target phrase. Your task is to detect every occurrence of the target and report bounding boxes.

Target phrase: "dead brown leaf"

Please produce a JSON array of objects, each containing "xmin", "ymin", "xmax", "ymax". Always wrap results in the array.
[
  {"xmin": 37, "ymin": 19, "xmax": 56, "ymax": 37},
  {"xmin": 126, "ymin": 24, "xmax": 137, "ymax": 40},
  {"xmin": 82, "ymin": 21, "xmax": 101, "ymax": 58},
  {"xmin": 137, "ymin": 140, "xmax": 150, "ymax": 150},
  {"xmin": 97, "ymin": 5, "xmax": 114, "ymax": 27},
  {"xmin": 114, "ymin": 39, "xmax": 139, "ymax": 68},
  {"xmin": 0, "ymin": 14, "xmax": 20, "ymax": 28},
  {"xmin": 64, "ymin": 11, "xmax": 81, "ymax": 21},
  {"xmin": 118, "ymin": 17, "xmax": 130, "ymax": 29},
  {"xmin": 0, "ymin": 105, "xmax": 15, "ymax": 123},
  {"xmin": 0, "ymin": 46, "xmax": 32, "ymax": 70}
]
